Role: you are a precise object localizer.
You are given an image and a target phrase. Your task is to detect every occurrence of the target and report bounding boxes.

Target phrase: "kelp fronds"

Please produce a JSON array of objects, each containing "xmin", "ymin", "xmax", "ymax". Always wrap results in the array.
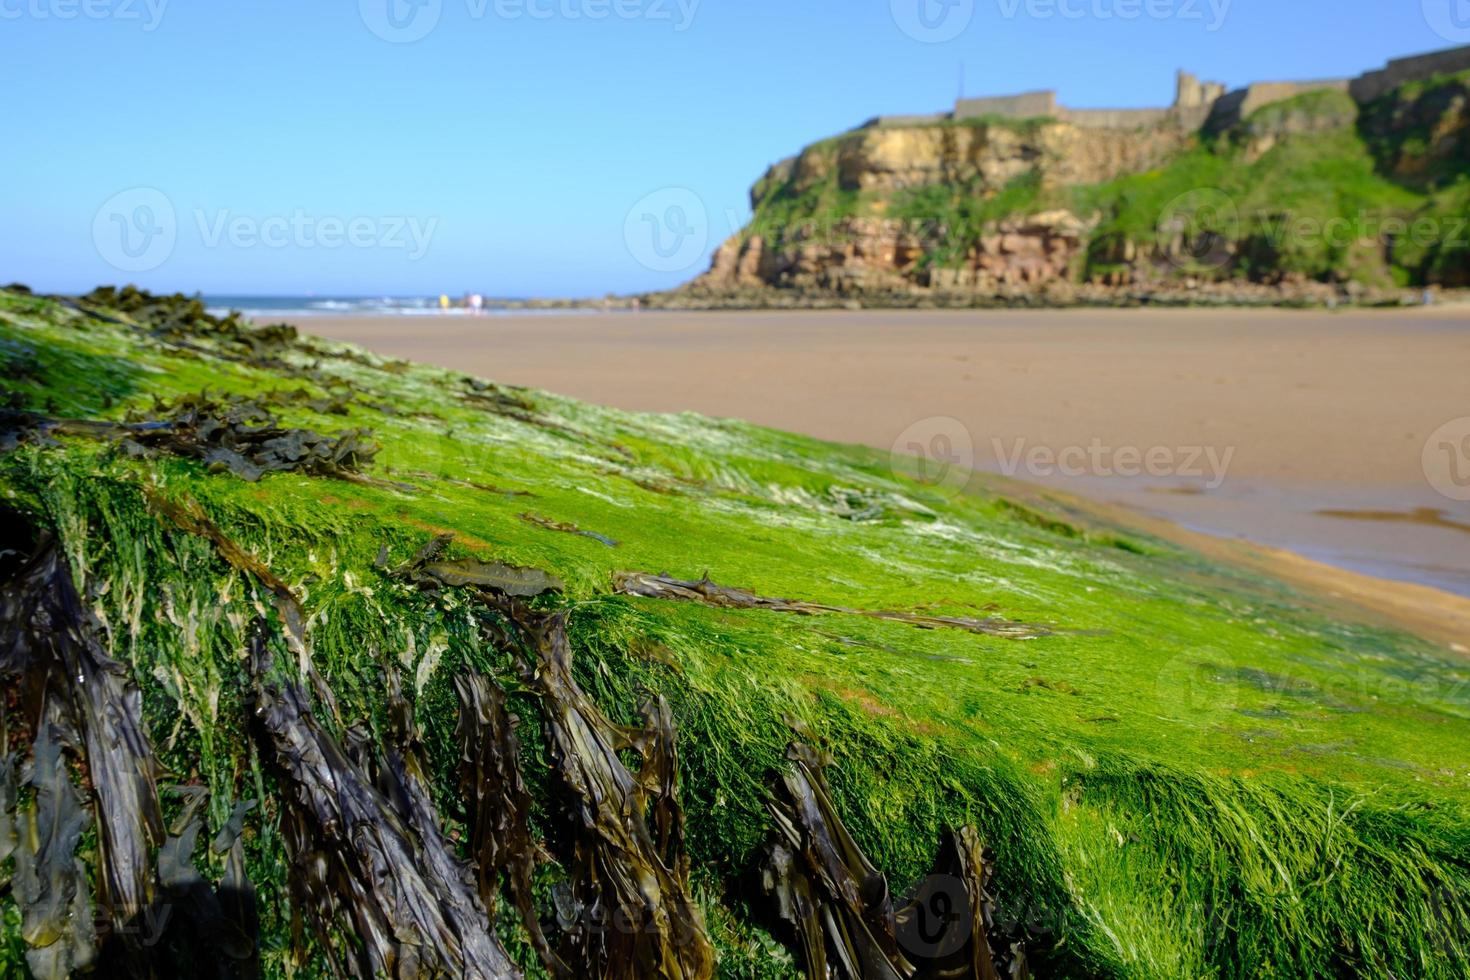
[{"xmin": 760, "ymin": 744, "xmax": 1029, "ymax": 980}]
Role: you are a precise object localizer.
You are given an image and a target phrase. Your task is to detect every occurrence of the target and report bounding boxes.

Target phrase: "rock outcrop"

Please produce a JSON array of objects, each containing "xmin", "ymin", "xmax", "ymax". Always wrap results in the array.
[
  {"xmin": 687, "ymin": 117, "xmax": 1186, "ymax": 299},
  {"xmin": 699, "ymin": 210, "xmax": 1093, "ymax": 295},
  {"xmin": 669, "ymin": 73, "xmax": 1470, "ymax": 308},
  {"xmin": 749, "ymin": 119, "xmax": 1188, "ymax": 207}
]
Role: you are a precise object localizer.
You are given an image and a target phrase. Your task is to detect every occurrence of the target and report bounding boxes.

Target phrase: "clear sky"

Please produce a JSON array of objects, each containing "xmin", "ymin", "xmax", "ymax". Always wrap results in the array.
[{"xmin": 1, "ymin": 0, "xmax": 1453, "ymax": 297}]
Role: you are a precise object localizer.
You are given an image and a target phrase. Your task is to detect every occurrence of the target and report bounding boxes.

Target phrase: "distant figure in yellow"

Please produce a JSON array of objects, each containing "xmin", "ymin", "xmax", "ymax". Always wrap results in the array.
[{"xmin": 439, "ymin": 294, "xmax": 451, "ymax": 312}]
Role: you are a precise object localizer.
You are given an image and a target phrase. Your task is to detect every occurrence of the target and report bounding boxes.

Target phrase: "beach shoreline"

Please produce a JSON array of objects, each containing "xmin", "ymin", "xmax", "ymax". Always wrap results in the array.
[{"xmin": 284, "ymin": 305, "xmax": 1470, "ymax": 648}]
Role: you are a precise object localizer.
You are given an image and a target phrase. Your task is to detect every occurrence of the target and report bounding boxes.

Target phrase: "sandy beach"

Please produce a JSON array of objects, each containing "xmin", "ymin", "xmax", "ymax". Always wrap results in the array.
[{"xmin": 292, "ymin": 306, "xmax": 1470, "ymax": 617}]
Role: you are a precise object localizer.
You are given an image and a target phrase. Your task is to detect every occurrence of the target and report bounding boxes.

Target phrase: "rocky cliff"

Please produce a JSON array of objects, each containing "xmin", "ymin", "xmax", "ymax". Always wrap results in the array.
[{"xmin": 668, "ymin": 77, "xmax": 1470, "ymax": 307}]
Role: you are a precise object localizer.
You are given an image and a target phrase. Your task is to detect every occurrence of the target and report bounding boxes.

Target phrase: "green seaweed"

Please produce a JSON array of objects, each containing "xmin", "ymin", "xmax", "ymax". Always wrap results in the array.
[{"xmin": 1, "ymin": 287, "xmax": 1468, "ymax": 977}]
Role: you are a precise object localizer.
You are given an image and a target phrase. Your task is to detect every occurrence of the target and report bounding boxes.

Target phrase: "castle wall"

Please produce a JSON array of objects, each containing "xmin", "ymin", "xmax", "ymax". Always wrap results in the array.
[
  {"xmin": 1207, "ymin": 79, "xmax": 1351, "ymax": 129},
  {"xmin": 1061, "ymin": 107, "xmax": 1172, "ymax": 130},
  {"xmin": 1176, "ymin": 71, "xmax": 1227, "ymax": 109},
  {"xmin": 1246, "ymin": 80, "xmax": 1352, "ymax": 115},
  {"xmin": 954, "ymin": 91, "xmax": 1058, "ymax": 120},
  {"xmin": 1351, "ymin": 45, "xmax": 1470, "ymax": 104},
  {"xmin": 868, "ymin": 44, "xmax": 1470, "ymax": 137}
]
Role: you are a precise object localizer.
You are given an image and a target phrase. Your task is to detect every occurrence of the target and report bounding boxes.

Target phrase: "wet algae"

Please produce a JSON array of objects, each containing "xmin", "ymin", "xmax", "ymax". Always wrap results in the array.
[{"xmin": 1, "ymin": 287, "xmax": 1469, "ymax": 978}]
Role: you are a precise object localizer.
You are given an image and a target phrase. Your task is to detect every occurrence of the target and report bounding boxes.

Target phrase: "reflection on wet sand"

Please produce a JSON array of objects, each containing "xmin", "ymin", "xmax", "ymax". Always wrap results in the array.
[{"xmin": 1317, "ymin": 507, "xmax": 1470, "ymax": 537}]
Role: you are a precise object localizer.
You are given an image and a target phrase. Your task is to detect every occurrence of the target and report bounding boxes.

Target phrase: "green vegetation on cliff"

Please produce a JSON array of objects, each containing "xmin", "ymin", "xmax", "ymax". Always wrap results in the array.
[
  {"xmin": 739, "ymin": 79, "xmax": 1470, "ymax": 291},
  {"xmin": 2, "ymin": 288, "xmax": 1470, "ymax": 978}
]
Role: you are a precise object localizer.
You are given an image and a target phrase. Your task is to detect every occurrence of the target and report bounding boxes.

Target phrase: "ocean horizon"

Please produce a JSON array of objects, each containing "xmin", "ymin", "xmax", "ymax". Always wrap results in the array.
[{"xmin": 204, "ymin": 295, "xmax": 536, "ymax": 319}]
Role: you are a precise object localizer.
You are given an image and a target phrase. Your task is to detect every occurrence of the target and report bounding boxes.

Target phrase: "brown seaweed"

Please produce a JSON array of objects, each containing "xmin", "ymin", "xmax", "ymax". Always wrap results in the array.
[
  {"xmin": 250, "ymin": 633, "xmax": 521, "ymax": 979},
  {"xmin": 392, "ymin": 537, "xmax": 712, "ymax": 977},
  {"xmin": 614, "ymin": 572, "xmax": 1053, "ymax": 640},
  {"xmin": 455, "ymin": 671, "xmax": 571, "ymax": 978},
  {"xmin": 764, "ymin": 743, "xmax": 909, "ymax": 980},
  {"xmin": 491, "ymin": 603, "xmax": 715, "ymax": 980},
  {"xmin": 0, "ymin": 537, "xmax": 166, "ymax": 941},
  {"xmin": 1, "ymin": 392, "xmax": 378, "ymax": 484},
  {"xmin": 1, "ymin": 528, "xmax": 264, "ymax": 978},
  {"xmin": 144, "ymin": 507, "xmax": 522, "ymax": 977},
  {"xmin": 116, "ymin": 392, "xmax": 378, "ymax": 482},
  {"xmin": 894, "ymin": 828, "xmax": 1029, "ymax": 980},
  {"xmin": 76, "ymin": 287, "xmax": 303, "ymax": 370},
  {"xmin": 152, "ymin": 793, "xmax": 262, "ymax": 979},
  {"xmin": 7, "ymin": 725, "xmax": 97, "ymax": 980},
  {"xmin": 759, "ymin": 743, "xmax": 1029, "ymax": 980},
  {"xmin": 385, "ymin": 533, "xmax": 565, "ymax": 597},
  {"xmin": 422, "ymin": 558, "xmax": 565, "ymax": 595},
  {"xmin": 521, "ymin": 512, "xmax": 621, "ymax": 548}
]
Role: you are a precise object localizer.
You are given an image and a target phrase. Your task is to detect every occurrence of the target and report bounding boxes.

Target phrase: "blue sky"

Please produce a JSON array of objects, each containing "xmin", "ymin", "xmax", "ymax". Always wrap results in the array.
[{"xmin": 0, "ymin": 0, "xmax": 1452, "ymax": 297}]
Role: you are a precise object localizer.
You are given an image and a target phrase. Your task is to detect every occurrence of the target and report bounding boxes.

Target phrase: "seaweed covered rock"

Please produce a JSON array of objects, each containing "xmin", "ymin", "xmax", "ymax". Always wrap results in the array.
[{"xmin": 2, "ymin": 285, "xmax": 1470, "ymax": 978}]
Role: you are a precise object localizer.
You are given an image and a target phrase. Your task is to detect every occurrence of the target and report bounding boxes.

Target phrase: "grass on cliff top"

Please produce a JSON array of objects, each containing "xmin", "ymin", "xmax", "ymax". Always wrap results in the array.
[{"xmin": 2, "ymin": 288, "xmax": 1470, "ymax": 978}]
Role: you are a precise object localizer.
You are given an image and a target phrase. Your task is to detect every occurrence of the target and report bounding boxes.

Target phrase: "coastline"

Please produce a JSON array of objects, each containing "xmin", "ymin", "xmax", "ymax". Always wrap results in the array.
[{"xmin": 288, "ymin": 305, "xmax": 1470, "ymax": 650}]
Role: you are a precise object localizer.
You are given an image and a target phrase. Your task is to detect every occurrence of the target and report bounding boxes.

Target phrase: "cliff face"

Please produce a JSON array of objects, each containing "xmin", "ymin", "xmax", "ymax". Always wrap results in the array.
[
  {"xmin": 677, "ymin": 79, "xmax": 1470, "ymax": 304},
  {"xmin": 700, "ymin": 211, "xmax": 1093, "ymax": 295},
  {"xmin": 766, "ymin": 120, "xmax": 1191, "ymax": 198},
  {"xmin": 696, "ymin": 119, "xmax": 1185, "ymax": 296}
]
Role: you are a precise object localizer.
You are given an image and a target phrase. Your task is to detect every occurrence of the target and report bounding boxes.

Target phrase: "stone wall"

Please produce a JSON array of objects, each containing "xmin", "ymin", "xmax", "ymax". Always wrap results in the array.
[
  {"xmin": 1206, "ymin": 79, "xmax": 1351, "ymax": 130},
  {"xmin": 954, "ymin": 91, "xmax": 1058, "ymax": 120},
  {"xmin": 1177, "ymin": 71, "xmax": 1227, "ymax": 109},
  {"xmin": 870, "ymin": 45, "xmax": 1470, "ymax": 136},
  {"xmin": 1352, "ymin": 45, "xmax": 1470, "ymax": 104},
  {"xmin": 1060, "ymin": 107, "xmax": 1173, "ymax": 130}
]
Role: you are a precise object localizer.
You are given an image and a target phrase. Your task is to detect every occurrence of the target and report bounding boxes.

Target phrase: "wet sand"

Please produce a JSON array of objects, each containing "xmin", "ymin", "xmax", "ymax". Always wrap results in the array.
[{"xmin": 291, "ymin": 306, "xmax": 1470, "ymax": 639}]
